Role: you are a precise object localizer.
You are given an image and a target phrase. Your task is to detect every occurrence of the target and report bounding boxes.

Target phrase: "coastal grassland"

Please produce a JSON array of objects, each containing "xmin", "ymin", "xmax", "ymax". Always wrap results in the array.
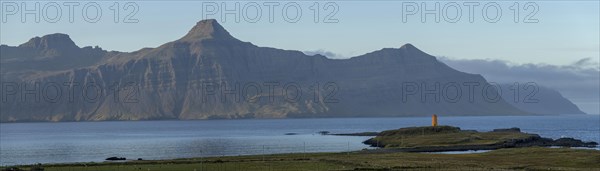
[
  {"xmin": 5, "ymin": 147, "xmax": 600, "ymax": 171},
  {"xmin": 369, "ymin": 126, "xmax": 535, "ymax": 148}
]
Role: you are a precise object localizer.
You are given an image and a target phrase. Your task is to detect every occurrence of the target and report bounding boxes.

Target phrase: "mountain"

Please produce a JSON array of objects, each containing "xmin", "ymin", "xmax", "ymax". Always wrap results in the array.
[
  {"xmin": 0, "ymin": 33, "xmax": 111, "ymax": 81},
  {"xmin": 1, "ymin": 19, "xmax": 539, "ymax": 122},
  {"xmin": 499, "ymin": 84, "xmax": 585, "ymax": 114}
]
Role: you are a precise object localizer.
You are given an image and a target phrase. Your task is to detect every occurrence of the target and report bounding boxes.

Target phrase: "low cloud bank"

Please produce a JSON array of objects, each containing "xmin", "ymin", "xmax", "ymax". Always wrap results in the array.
[
  {"xmin": 439, "ymin": 57, "xmax": 599, "ymax": 114},
  {"xmin": 303, "ymin": 50, "xmax": 346, "ymax": 59}
]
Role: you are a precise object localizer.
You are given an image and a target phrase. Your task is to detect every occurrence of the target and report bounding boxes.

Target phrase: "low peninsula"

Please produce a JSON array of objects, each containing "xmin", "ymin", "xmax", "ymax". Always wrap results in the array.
[{"xmin": 357, "ymin": 126, "xmax": 598, "ymax": 152}]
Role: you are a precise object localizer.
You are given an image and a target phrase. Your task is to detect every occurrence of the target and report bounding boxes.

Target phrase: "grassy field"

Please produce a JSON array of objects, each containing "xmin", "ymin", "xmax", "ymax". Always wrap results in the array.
[{"xmin": 4, "ymin": 147, "xmax": 600, "ymax": 171}]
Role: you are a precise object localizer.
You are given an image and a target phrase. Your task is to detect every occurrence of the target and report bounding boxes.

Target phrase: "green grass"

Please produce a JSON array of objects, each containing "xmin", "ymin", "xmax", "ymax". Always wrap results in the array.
[{"xmin": 4, "ymin": 147, "xmax": 600, "ymax": 171}]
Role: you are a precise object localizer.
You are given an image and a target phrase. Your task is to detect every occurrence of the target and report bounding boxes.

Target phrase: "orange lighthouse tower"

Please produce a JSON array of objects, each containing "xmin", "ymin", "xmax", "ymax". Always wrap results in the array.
[{"xmin": 432, "ymin": 114, "xmax": 438, "ymax": 127}]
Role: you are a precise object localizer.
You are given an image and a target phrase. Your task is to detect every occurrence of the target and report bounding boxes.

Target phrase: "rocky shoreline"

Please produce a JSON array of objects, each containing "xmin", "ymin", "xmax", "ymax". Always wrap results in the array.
[
  {"xmin": 340, "ymin": 127, "xmax": 598, "ymax": 152},
  {"xmin": 364, "ymin": 136, "xmax": 598, "ymax": 153}
]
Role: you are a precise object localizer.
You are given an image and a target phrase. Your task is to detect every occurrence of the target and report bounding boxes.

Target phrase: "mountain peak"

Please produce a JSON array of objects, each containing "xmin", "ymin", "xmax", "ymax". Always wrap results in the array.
[
  {"xmin": 399, "ymin": 43, "xmax": 428, "ymax": 55},
  {"xmin": 400, "ymin": 43, "xmax": 417, "ymax": 49},
  {"xmin": 19, "ymin": 33, "xmax": 78, "ymax": 50},
  {"xmin": 179, "ymin": 19, "xmax": 234, "ymax": 41}
]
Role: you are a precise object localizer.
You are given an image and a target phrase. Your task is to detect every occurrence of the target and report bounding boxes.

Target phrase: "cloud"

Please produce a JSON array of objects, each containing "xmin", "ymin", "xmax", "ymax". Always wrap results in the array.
[
  {"xmin": 438, "ymin": 57, "xmax": 599, "ymax": 114},
  {"xmin": 303, "ymin": 49, "xmax": 346, "ymax": 59},
  {"xmin": 572, "ymin": 58, "xmax": 600, "ymax": 69}
]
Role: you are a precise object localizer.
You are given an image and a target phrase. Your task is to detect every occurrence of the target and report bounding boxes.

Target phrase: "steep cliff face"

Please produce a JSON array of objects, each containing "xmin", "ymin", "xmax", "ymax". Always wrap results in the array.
[
  {"xmin": 1, "ymin": 19, "xmax": 530, "ymax": 122},
  {"xmin": 499, "ymin": 84, "xmax": 585, "ymax": 114}
]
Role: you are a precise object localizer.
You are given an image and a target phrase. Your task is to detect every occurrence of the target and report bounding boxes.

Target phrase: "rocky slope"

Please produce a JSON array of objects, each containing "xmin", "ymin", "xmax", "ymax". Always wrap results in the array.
[{"xmin": 0, "ymin": 19, "xmax": 541, "ymax": 122}]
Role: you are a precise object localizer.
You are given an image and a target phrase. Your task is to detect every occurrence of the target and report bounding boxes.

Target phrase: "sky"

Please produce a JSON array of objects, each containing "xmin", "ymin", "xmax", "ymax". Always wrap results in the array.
[{"xmin": 1, "ymin": 0, "xmax": 599, "ymax": 113}]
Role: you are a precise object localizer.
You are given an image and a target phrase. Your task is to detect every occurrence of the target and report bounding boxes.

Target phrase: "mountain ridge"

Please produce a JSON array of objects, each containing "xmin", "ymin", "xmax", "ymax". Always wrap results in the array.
[
  {"xmin": 19, "ymin": 33, "xmax": 79, "ymax": 50},
  {"xmin": 0, "ymin": 19, "xmax": 583, "ymax": 122}
]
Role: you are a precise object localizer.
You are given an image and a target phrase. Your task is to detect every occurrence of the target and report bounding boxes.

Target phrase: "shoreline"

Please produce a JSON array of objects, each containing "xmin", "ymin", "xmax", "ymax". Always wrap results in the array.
[
  {"xmin": 4, "ymin": 125, "xmax": 599, "ymax": 167},
  {"xmin": 361, "ymin": 126, "xmax": 598, "ymax": 152},
  {"xmin": 2, "ymin": 147, "xmax": 599, "ymax": 170},
  {"xmin": 2, "ymin": 114, "xmax": 594, "ymax": 124},
  {"xmin": 4, "ymin": 145, "xmax": 600, "ymax": 167},
  {"xmin": 2, "ymin": 120, "xmax": 599, "ymax": 169}
]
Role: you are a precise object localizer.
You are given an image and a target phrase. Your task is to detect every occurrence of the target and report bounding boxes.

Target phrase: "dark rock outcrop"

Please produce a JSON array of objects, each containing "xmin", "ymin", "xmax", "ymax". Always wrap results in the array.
[
  {"xmin": 330, "ymin": 132, "xmax": 379, "ymax": 136},
  {"xmin": 105, "ymin": 157, "xmax": 126, "ymax": 161},
  {"xmin": 553, "ymin": 137, "xmax": 598, "ymax": 147},
  {"xmin": 492, "ymin": 127, "xmax": 521, "ymax": 132}
]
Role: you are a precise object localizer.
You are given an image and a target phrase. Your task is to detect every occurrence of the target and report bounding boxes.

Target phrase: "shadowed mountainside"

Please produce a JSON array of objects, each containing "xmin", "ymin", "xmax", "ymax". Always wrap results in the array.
[
  {"xmin": 0, "ymin": 19, "xmax": 570, "ymax": 122},
  {"xmin": 498, "ymin": 84, "xmax": 585, "ymax": 114}
]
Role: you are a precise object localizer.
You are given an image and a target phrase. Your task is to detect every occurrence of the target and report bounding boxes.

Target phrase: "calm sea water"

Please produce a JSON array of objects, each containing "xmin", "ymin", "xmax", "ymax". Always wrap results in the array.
[{"xmin": 1, "ymin": 115, "xmax": 599, "ymax": 165}]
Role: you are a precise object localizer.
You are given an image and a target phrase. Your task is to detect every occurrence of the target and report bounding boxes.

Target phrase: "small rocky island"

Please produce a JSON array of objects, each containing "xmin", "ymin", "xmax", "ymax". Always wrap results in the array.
[{"xmin": 358, "ymin": 126, "xmax": 597, "ymax": 152}]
